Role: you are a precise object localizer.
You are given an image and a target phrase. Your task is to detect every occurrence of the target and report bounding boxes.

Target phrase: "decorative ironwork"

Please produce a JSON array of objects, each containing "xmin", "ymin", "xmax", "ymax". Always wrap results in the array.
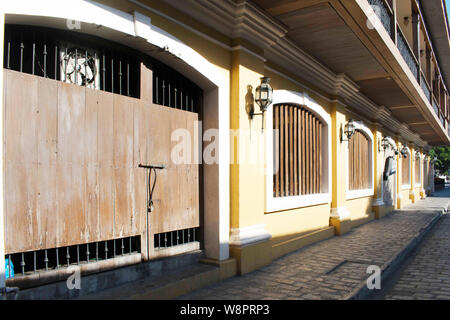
[
  {"xmin": 421, "ymin": 74, "xmax": 431, "ymax": 102},
  {"xmin": 397, "ymin": 27, "xmax": 418, "ymax": 81},
  {"xmin": 3, "ymin": 24, "xmax": 140, "ymax": 98},
  {"xmin": 60, "ymin": 45, "xmax": 99, "ymax": 88},
  {"xmin": 154, "ymin": 227, "xmax": 200, "ymax": 249},
  {"xmin": 432, "ymin": 98, "xmax": 439, "ymax": 115},
  {"xmin": 5, "ymin": 235, "xmax": 140, "ymax": 278}
]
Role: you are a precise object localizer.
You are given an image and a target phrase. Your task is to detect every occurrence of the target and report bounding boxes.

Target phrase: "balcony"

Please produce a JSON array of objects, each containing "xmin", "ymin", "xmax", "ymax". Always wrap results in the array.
[{"xmin": 253, "ymin": 0, "xmax": 449, "ymax": 145}]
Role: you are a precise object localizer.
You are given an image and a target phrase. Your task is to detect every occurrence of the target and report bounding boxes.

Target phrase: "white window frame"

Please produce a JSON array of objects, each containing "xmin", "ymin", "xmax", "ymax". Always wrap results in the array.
[
  {"xmin": 265, "ymin": 90, "xmax": 332, "ymax": 213},
  {"xmin": 401, "ymin": 146, "xmax": 411, "ymax": 190},
  {"xmin": 345, "ymin": 121, "xmax": 375, "ymax": 200}
]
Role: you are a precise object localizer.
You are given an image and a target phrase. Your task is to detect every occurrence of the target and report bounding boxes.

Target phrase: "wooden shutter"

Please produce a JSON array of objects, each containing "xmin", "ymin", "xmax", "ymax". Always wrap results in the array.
[
  {"xmin": 415, "ymin": 158, "xmax": 420, "ymax": 184},
  {"xmin": 402, "ymin": 155, "xmax": 410, "ymax": 185},
  {"xmin": 273, "ymin": 104, "xmax": 323, "ymax": 197},
  {"xmin": 348, "ymin": 130, "xmax": 370, "ymax": 190}
]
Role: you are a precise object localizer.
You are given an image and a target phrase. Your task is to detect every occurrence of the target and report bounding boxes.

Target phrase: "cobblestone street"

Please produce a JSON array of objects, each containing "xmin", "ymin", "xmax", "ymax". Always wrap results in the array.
[
  {"xmin": 180, "ymin": 190, "xmax": 450, "ymax": 300},
  {"xmin": 374, "ymin": 196, "xmax": 450, "ymax": 300}
]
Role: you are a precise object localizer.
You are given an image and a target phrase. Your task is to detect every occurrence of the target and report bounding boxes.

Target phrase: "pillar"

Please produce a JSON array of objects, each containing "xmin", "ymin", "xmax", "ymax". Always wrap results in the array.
[
  {"xmin": 228, "ymin": 46, "xmax": 271, "ymax": 274},
  {"xmin": 329, "ymin": 102, "xmax": 351, "ymax": 235}
]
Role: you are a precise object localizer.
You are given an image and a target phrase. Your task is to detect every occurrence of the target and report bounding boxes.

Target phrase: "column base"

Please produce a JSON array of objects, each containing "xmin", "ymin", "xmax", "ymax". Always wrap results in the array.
[
  {"xmin": 330, "ymin": 207, "xmax": 352, "ymax": 235},
  {"xmin": 200, "ymin": 258, "xmax": 237, "ymax": 281},
  {"xmin": 229, "ymin": 224, "xmax": 272, "ymax": 275},
  {"xmin": 420, "ymin": 189, "xmax": 426, "ymax": 199},
  {"xmin": 230, "ymin": 239, "xmax": 272, "ymax": 275},
  {"xmin": 409, "ymin": 190, "xmax": 416, "ymax": 203},
  {"xmin": 373, "ymin": 205, "xmax": 394, "ymax": 219}
]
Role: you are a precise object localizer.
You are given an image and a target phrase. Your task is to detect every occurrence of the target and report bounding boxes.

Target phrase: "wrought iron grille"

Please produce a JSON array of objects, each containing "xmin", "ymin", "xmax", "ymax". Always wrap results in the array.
[
  {"xmin": 432, "ymin": 98, "xmax": 439, "ymax": 115},
  {"xmin": 154, "ymin": 227, "xmax": 200, "ymax": 250},
  {"xmin": 3, "ymin": 24, "xmax": 141, "ymax": 98},
  {"xmin": 152, "ymin": 62, "xmax": 202, "ymax": 113},
  {"xmin": 421, "ymin": 74, "xmax": 431, "ymax": 102},
  {"xmin": 397, "ymin": 27, "xmax": 419, "ymax": 81},
  {"xmin": 5, "ymin": 235, "xmax": 141, "ymax": 278}
]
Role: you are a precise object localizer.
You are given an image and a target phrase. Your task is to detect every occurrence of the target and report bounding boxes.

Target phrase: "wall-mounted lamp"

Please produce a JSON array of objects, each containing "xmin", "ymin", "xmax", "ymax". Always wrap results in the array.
[
  {"xmin": 379, "ymin": 136, "xmax": 390, "ymax": 151},
  {"xmin": 248, "ymin": 77, "xmax": 273, "ymax": 131},
  {"xmin": 340, "ymin": 119, "xmax": 355, "ymax": 143},
  {"xmin": 424, "ymin": 154, "xmax": 429, "ymax": 161},
  {"xmin": 379, "ymin": 136, "xmax": 399, "ymax": 154},
  {"xmin": 414, "ymin": 150, "xmax": 421, "ymax": 160},
  {"xmin": 400, "ymin": 145, "xmax": 409, "ymax": 158}
]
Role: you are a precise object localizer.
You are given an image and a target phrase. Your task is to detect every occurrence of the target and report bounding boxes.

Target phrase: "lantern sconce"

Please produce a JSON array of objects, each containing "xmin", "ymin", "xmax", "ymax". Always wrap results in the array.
[
  {"xmin": 414, "ymin": 150, "xmax": 421, "ymax": 160},
  {"xmin": 378, "ymin": 136, "xmax": 399, "ymax": 154},
  {"xmin": 248, "ymin": 77, "xmax": 273, "ymax": 131},
  {"xmin": 340, "ymin": 119, "xmax": 355, "ymax": 143},
  {"xmin": 379, "ymin": 136, "xmax": 390, "ymax": 152},
  {"xmin": 400, "ymin": 145, "xmax": 409, "ymax": 158}
]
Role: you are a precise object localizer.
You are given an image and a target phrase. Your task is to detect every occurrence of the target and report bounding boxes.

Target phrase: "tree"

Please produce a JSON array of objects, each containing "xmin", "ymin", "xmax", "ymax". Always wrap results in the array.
[{"xmin": 429, "ymin": 146, "xmax": 450, "ymax": 176}]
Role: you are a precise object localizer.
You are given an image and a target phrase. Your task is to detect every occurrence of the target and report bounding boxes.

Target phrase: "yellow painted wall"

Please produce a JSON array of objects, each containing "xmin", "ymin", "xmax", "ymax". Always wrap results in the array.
[
  {"xmin": 91, "ymin": 0, "xmax": 429, "ymax": 257},
  {"xmin": 263, "ymin": 204, "xmax": 331, "ymax": 241},
  {"xmin": 346, "ymin": 197, "xmax": 373, "ymax": 221}
]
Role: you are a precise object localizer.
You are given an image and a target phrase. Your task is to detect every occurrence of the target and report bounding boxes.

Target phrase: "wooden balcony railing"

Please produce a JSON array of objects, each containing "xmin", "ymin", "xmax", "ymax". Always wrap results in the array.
[{"xmin": 396, "ymin": 24, "xmax": 419, "ymax": 82}]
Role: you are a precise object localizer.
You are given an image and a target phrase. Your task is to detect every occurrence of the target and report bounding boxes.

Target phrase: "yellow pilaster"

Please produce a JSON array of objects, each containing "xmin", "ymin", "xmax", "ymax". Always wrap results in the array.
[
  {"xmin": 329, "ymin": 102, "xmax": 351, "ymax": 235},
  {"xmin": 229, "ymin": 46, "xmax": 272, "ymax": 274},
  {"xmin": 409, "ymin": 145, "xmax": 416, "ymax": 203},
  {"xmin": 396, "ymin": 139, "xmax": 402, "ymax": 209}
]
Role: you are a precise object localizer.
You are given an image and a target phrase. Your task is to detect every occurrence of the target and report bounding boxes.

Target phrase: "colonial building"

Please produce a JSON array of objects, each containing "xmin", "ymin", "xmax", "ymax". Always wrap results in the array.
[{"xmin": 0, "ymin": 0, "xmax": 449, "ymax": 298}]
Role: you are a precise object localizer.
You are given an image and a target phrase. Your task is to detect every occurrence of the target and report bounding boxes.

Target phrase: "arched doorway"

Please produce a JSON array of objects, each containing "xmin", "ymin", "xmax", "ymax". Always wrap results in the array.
[{"xmin": 1, "ymin": 2, "xmax": 230, "ymax": 288}]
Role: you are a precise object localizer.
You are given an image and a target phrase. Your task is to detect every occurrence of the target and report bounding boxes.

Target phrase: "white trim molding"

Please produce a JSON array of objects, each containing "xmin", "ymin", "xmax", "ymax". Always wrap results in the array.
[
  {"xmin": 372, "ymin": 197, "xmax": 385, "ymax": 207},
  {"xmin": 345, "ymin": 121, "xmax": 375, "ymax": 200},
  {"xmin": 229, "ymin": 224, "xmax": 271, "ymax": 247},
  {"xmin": 265, "ymin": 90, "xmax": 332, "ymax": 212}
]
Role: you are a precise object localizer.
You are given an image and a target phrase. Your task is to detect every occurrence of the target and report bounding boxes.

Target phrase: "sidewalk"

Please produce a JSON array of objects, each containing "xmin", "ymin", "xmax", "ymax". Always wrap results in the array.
[{"xmin": 179, "ymin": 190, "xmax": 450, "ymax": 300}]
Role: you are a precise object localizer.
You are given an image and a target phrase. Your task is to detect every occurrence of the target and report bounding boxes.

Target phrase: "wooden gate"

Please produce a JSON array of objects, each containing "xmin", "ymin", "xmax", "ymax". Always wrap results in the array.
[{"xmin": 3, "ymin": 62, "xmax": 201, "ymax": 267}]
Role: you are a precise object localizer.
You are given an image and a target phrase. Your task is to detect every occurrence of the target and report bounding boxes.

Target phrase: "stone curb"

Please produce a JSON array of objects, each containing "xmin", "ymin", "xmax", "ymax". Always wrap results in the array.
[{"xmin": 344, "ymin": 208, "xmax": 446, "ymax": 300}]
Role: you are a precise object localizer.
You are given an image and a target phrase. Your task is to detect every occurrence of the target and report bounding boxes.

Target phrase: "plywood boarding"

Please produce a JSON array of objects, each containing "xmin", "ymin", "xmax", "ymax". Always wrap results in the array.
[
  {"xmin": 348, "ymin": 130, "xmax": 370, "ymax": 190},
  {"xmin": 4, "ymin": 69, "xmax": 199, "ymax": 254},
  {"xmin": 5, "ymin": 70, "xmax": 38, "ymax": 253},
  {"xmin": 273, "ymin": 103, "xmax": 323, "ymax": 197},
  {"xmin": 147, "ymin": 104, "xmax": 200, "ymax": 235}
]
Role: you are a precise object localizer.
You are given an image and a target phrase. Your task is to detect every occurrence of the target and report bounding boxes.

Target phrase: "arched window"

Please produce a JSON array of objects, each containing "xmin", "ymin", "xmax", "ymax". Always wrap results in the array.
[
  {"xmin": 348, "ymin": 130, "xmax": 370, "ymax": 190},
  {"xmin": 266, "ymin": 90, "xmax": 331, "ymax": 212},
  {"xmin": 414, "ymin": 154, "xmax": 421, "ymax": 185},
  {"xmin": 272, "ymin": 104, "xmax": 324, "ymax": 197},
  {"xmin": 401, "ymin": 148, "xmax": 411, "ymax": 187},
  {"xmin": 345, "ymin": 122, "xmax": 374, "ymax": 199}
]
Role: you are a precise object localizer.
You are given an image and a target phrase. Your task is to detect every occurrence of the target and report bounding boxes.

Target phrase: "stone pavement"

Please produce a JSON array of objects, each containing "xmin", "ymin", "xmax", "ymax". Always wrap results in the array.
[
  {"xmin": 375, "ymin": 190, "xmax": 450, "ymax": 300},
  {"xmin": 180, "ymin": 190, "xmax": 450, "ymax": 300}
]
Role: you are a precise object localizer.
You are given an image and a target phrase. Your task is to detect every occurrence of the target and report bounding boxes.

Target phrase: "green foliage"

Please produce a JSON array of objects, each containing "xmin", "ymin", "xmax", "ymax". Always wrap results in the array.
[{"xmin": 429, "ymin": 146, "xmax": 450, "ymax": 175}]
